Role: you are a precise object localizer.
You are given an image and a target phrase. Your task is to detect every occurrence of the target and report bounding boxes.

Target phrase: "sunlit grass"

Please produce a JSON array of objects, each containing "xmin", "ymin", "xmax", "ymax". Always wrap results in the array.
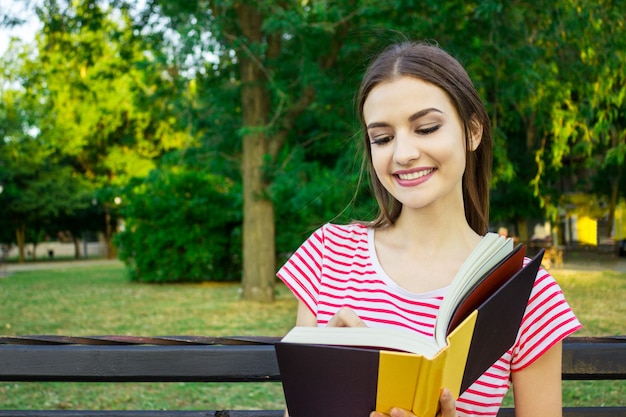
[
  {"xmin": 0, "ymin": 260, "xmax": 624, "ymax": 409},
  {"xmin": 550, "ymin": 268, "xmax": 626, "ymax": 336},
  {"xmin": 1, "ymin": 263, "xmax": 297, "ymax": 336}
]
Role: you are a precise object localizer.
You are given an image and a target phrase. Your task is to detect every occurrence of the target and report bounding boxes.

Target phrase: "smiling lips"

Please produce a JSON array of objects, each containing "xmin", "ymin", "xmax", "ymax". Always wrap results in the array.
[{"xmin": 395, "ymin": 168, "xmax": 436, "ymax": 184}]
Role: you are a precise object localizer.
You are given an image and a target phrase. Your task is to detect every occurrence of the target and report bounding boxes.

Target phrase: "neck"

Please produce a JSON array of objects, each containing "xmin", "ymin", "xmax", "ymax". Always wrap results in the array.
[{"xmin": 383, "ymin": 197, "xmax": 482, "ymax": 255}]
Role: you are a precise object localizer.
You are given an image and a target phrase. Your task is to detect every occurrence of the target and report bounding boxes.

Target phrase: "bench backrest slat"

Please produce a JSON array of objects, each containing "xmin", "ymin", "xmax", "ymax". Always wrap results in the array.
[
  {"xmin": 1, "ymin": 336, "xmax": 624, "ymax": 417},
  {"xmin": 0, "ymin": 345, "xmax": 280, "ymax": 382},
  {"xmin": 1, "ymin": 337, "xmax": 624, "ymax": 382},
  {"xmin": 562, "ymin": 337, "xmax": 626, "ymax": 379}
]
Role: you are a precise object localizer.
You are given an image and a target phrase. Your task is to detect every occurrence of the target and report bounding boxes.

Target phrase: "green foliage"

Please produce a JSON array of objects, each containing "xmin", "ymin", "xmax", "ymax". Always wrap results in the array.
[
  {"xmin": 542, "ymin": 0, "xmax": 626, "ymax": 199},
  {"xmin": 115, "ymin": 163, "xmax": 242, "ymax": 282},
  {"xmin": 0, "ymin": 0, "xmax": 194, "ymax": 260},
  {"xmin": 270, "ymin": 139, "xmax": 377, "ymax": 257},
  {"xmin": 3, "ymin": 0, "xmax": 626, "ymax": 283}
]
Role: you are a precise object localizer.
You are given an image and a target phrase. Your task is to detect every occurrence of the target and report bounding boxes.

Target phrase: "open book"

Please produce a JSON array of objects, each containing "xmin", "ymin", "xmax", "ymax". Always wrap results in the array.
[{"xmin": 275, "ymin": 234, "xmax": 543, "ymax": 417}]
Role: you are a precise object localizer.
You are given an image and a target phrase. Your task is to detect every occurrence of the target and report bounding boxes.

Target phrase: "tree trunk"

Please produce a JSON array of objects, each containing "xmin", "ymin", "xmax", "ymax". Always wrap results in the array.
[
  {"xmin": 104, "ymin": 204, "xmax": 117, "ymax": 259},
  {"xmin": 607, "ymin": 129, "xmax": 622, "ymax": 239},
  {"xmin": 516, "ymin": 218, "xmax": 529, "ymax": 243},
  {"xmin": 231, "ymin": 3, "xmax": 351, "ymax": 302},
  {"xmin": 237, "ymin": 4, "xmax": 275, "ymax": 302},
  {"xmin": 16, "ymin": 223, "xmax": 26, "ymax": 263},
  {"xmin": 73, "ymin": 235, "xmax": 82, "ymax": 259}
]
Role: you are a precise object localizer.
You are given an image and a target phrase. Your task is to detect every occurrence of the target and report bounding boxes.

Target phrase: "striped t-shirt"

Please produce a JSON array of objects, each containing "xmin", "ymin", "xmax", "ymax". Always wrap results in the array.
[{"xmin": 277, "ymin": 223, "xmax": 582, "ymax": 417}]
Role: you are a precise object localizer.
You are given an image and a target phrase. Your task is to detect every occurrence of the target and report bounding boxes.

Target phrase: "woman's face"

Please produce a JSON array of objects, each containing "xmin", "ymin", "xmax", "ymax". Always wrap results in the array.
[{"xmin": 363, "ymin": 75, "xmax": 480, "ymax": 213}]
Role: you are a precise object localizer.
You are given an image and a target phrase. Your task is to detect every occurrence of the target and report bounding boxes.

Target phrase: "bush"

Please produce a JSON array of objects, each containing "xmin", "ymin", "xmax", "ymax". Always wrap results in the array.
[{"xmin": 115, "ymin": 167, "xmax": 241, "ymax": 283}]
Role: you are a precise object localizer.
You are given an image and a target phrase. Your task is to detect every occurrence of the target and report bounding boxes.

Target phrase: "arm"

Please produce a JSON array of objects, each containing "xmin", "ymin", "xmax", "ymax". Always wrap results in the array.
[
  {"xmin": 295, "ymin": 300, "xmax": 317, "ymax": 326},
  {"xmin": 511, "ymin": 341, "xmax": 563, "ymax": 417},
  {"xmin": 298, "ymin": 304, "xmax": 368, "ymax": 327}
]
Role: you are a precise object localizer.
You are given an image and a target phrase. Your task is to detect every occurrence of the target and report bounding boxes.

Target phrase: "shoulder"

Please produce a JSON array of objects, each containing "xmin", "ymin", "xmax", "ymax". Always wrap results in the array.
[
  {"xmin": 523, "ymin": 255, "xmax": 561, "ymax": 298},
  {"xmin": 511, "ymin": 254, "xmax": 582, "ymax": 369},
  {"xmin": 302, "ymin": 223, "xmax": 370, "ymax": 255},
  {"xmin": 318, "ymin": 223, "xmax": 369, "ymax": 244},
  {"xmin": 322, "ymin": 222, "xmax": 369, "ymax": 234}
]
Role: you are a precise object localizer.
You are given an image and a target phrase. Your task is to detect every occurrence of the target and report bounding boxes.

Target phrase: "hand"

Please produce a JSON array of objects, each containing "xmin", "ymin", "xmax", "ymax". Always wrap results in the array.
[
  {"xmin": 326, "ymin": 307, "xmax": 368, "ymax": 327},
  {"xmin": 369, "ymin": 388, "xmax": 457, "ymax": 417}
]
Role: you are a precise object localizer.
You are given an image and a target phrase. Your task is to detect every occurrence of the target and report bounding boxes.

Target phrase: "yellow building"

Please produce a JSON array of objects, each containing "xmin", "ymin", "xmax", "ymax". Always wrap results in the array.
[
  {"xmin": 559, "ymin": 193, "xmax": 626, "ymax": 246},
  {"xmin": 615, "ymin": 202, "xmax": 626, "ymax": 241}
]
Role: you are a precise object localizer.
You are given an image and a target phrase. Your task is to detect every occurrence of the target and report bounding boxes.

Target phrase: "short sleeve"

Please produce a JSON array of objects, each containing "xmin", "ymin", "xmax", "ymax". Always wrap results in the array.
[
  {"xmin": 276, "ymin": 226, "xmax": 326, "ymax": 316},
  {"xmin": 510, "ymin": 263, "xmax": 582, "ymax": 371}
]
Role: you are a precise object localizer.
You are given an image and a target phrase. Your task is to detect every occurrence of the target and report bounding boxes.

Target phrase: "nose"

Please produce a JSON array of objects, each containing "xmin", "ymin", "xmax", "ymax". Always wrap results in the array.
[{"xmin": 393, "ymin": 131, "xmax": 420, "ymax": 166}]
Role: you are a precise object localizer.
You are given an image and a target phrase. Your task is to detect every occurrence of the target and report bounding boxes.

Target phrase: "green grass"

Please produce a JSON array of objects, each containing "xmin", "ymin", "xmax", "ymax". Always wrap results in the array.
[
  {"xmin": 0, "ymin": 261, "xmax": 625, "ymax": 409},
  {"xmin": 0, "ymin": 262, "xmax": 295, "ymax": 410},
  {"xmin": 552, "ymin": 267, "xmax": 626, "ymax": 407}
]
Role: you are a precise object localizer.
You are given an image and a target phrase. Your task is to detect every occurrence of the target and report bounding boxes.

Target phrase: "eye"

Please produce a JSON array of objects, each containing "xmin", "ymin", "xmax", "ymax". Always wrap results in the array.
[
  {"xmin": 416, "ymin": 124, "xmax": 441, "ymax": 135},
  {"xmin": 370, "ymin": 135, "xmax": 394, "ymax": 146}
]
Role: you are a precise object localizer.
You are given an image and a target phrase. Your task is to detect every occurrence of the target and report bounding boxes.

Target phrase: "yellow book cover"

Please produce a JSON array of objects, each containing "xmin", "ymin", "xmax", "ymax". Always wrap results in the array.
[{"xmin": 376, "ymin": 310, "xmax": 477, "ymax": 417}]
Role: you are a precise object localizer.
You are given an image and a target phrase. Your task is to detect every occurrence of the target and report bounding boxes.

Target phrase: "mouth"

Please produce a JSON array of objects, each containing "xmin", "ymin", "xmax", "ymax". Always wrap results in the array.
[{"xmin": 396, "ymin": 168, "xmax": 435, "ymax": 181}]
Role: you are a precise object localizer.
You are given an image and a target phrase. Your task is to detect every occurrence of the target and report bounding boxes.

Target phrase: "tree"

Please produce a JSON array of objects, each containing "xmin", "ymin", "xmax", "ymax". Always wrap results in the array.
[
  {"xmin": 149, "ymin": 0, "xmax": 376, "ymax": 301},
  {"xmin": 0, "ymin": 134, "xmax": 92, "ymax": 261},
  {"xmin": 7, "ymin": 0, "xmax": 193, "ymax": 258},
  {"xmin": 1, "ymin": 40, "xmax": 93, "ymax": 261},
  {"xmin": 115, "ymin": 158, "xmax": 242, "ymax": 283},
  {"xmin": 148, "ymin": 0, "xmax": 583, "ymax": 297},
  {"xmin": 513, "ymin": 0, "xmax": 626, "ymax": 238}
]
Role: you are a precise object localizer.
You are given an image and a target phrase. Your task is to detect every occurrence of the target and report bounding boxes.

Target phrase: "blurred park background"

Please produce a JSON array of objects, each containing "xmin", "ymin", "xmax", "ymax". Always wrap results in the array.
[
  {"xmin": 1, "ymin": 0, "xmax": 625, "ymax": 410},
  {"xmin": 1, "ymin": 0, "xmax": 626, "ymax": 298}
]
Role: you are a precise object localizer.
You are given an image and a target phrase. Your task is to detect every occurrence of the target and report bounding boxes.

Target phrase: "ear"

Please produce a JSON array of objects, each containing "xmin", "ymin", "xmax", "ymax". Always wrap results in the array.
[{"xmin": 468, "ymin": 116, "xmax": 483, "ymax": 151}]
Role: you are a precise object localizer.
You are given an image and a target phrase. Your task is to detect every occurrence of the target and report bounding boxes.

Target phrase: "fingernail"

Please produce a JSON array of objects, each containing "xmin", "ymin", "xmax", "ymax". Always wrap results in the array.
[
  {"xmin": 441, "ymin": 388, "xmax": 450, "ymax": 400},
  {"xmin": 390, "ymin": 408, "xmax": 402, "ymax": 417}
]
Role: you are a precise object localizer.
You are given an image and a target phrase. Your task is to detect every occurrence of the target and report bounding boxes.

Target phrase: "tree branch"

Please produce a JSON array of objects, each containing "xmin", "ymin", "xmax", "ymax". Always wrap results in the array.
[
  {"xmin": 268, "ymin": 7, "xmax": 355, "ymax": 156},
  {"xmin": 265, "ymin": 1, "xmax": 286, "ymax": 61}
]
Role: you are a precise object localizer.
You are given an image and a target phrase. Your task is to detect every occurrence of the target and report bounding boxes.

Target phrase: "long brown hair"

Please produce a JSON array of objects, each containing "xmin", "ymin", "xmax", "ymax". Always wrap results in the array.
[{"xmin": 357, "ymin": 41, "xmax": 492, "ymax": 235}]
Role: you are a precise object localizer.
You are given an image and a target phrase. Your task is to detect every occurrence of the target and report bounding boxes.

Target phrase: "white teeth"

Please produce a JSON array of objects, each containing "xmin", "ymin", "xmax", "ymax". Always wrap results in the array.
[{"xmin": 397, "ymin": 169, "xmax": 434, "ymax": 181}]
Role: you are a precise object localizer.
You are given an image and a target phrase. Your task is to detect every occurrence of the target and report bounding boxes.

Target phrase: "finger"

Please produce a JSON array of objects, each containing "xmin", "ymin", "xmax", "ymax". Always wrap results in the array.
[
  {"xmin": 388, "ymin": 407, "xmax": 415, "ymax": 417},
  {"xmin": 437, "ymin": 388, "xmax": 457, "ymax": 417},
  {"xmin": 326, "ymin": 307, "xmax": 367, "ymax": 327}
]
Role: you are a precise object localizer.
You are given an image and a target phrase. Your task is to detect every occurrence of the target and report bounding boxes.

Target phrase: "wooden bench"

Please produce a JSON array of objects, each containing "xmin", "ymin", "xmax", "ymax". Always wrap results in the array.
[{"xmin": 0, "ymin": 335, "xmax": 625, "ymax": 417}]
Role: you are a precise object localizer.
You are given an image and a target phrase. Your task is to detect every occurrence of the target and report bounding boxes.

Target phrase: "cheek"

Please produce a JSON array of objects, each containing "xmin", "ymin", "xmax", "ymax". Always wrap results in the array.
[
  {"xmin": 435, "ymin": 131, "xmax": 467, "ymax": 165},
  {"xmin": 370, "ymin": 148, "xmax": 390, "ymax": 177}
]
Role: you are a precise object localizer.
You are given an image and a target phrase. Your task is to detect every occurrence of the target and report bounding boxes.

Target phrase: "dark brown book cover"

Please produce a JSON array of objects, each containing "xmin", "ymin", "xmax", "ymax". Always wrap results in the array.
[
  {"xmin": 276, "ymin": 343, "xmax": 380, "ymax": 417},
  {"xmin": 446, "ymin": 244, "xmax": 527, "ymax": 334},
  {"xmin": 460, "ymin": 249, "xmax": 543, "ymax": 392}
]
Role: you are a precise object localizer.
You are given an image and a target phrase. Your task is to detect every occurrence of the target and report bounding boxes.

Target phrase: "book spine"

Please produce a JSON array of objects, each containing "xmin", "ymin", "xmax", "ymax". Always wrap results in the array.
[
  {"xmin": 376, "ymin": 351, "xmax": 423, "ymax": 413},
  {"xmin": 412, "ymin": 349, "xmax": 447, "ymax": 417}
]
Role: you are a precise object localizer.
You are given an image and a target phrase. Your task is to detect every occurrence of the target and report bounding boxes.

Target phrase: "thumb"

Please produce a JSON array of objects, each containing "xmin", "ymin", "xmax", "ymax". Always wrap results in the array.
[
  {"xmin": 437, "ymin": 388, "xmax": 457, "ymax": 417},
  {"xmin": 389, "ymin": 408, "xmax": 414, "ymax": 417}
]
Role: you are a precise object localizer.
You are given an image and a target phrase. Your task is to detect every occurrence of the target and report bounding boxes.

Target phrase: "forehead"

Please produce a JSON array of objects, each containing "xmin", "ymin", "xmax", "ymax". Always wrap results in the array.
[{"xmin": 363, "ymin": 76, "xmax": 455, "ymax": 122}]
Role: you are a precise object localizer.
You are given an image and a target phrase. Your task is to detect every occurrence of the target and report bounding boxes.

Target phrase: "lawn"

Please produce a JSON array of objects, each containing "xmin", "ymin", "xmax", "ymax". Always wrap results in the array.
[{"xmin": 0, "ymin": 260, "xmax": 624, "ymax": 409}]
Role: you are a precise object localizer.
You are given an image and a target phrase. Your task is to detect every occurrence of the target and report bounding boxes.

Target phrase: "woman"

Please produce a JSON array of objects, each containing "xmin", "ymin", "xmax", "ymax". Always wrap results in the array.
[{"xmin": 277, "ymin": 41, "xmax": 581, "ymax": 417}]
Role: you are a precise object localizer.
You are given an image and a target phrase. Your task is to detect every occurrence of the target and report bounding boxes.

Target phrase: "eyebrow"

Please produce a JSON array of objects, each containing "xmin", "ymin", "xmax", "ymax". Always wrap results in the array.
[{"xmin": 366, "ymin": 107, "xmax": 443, "ymax": 129}]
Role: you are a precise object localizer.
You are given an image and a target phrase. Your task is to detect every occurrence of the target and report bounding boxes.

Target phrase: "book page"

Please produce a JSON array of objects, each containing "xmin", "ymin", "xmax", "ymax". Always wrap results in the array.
[
  {"xmin": 434, "ymin": 233, "xmax": 513, "ymax": 344},
  {"xmin": 280, "ymin": 325, "xmax": 440, "ymax": 357}
]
